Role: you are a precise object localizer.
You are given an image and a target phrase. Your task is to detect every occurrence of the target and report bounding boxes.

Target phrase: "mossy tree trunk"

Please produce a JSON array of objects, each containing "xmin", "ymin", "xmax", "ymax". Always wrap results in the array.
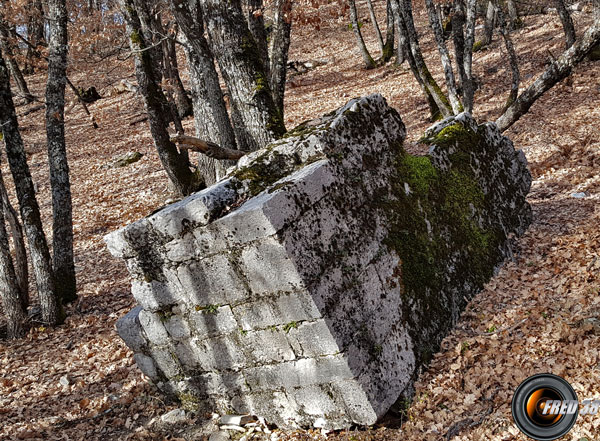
[
  {"xmin": 554, "ymin": 0, "xmax": 576, "ymax": 49},
  {"xmin": 348, "ymin": 0, "xmax": 377, "ymax": 69},
  {"xmin": 46, "ymin": 0, "xmax": 77, "ymax": 304},
  {"xmin": 120, "ymin": 0, "xmax": 199, "ymax": 196},
  {"xmin": 200, "ymin": 0, "xmax": 285, "ymax": 150},
  {"xmin": 0, "ymin": 51, "xmax": 64, "ymax": 327},
  {"xmin": 169, "ymin": 0, "xmax": 239, "ymax": 186},
  {"xmin": 496, "ymin": 18, "xmax": 600, "ymax": 132}
]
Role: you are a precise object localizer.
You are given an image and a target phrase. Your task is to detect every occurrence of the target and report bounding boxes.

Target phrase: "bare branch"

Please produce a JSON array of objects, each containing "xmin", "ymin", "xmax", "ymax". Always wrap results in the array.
[{"xmin": 171, "ymin": 135, "xmax": 245, "ymax": 161}]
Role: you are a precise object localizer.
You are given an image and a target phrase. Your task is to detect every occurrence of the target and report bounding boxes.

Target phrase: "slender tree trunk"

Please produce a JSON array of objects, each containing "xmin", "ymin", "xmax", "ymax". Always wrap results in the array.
[
  {"xmin": 462, "ymin": 0, "xmax": 477, "ymax": 113},
  {"xmin": 393, "ymin": 1, "xmax": 406, "ymax": 65},
  {"xmin": 0, "ymin": 52, "xmax": 63, "ymax": 326},
  {"xmin": 554, "ymin": 0, "xmax": 576, "ymax": 49},
  {"xmin": 46, "ymin": 0, "xmax": 76, "ymax": 304},
  {"xmin": 506, "ymin": 0, "xmax": 519, "ymax": 30},
  {"xmin": 0, "ymin": 175, "xmax": 28, "ymax": 309},
  {"xmin": 163, "ymin": 31, "xmax": 193, "ymax": 119},
  {"xmin": 170, "ymin": 0, "xmax": 239, "ymax": 185},
  {"xmin": 0, "ymin": 170, "xmax": 26, "ymax": 339},
  {"xmin": 497, "ymin": 8, "xmax": 519, "ymax": 113},
  {"xmin": 382, "ymin": 0, "xmax": 395, "ymax": 62},
  {"xmin": 244, "ymin": 0, "xmax": 271, "ymax": 80},
  {"xmin": 0, "ymin": 22, "xmax": 34, "ymax": 103},
  {"xmin": 348, "ymin": 0, "xmax": 377, "ymax": 69},
  {"xmin": 496, "ymin": 18, "xmax": 600, "ymax": 132},
  {"xmin": 424, "ymin": 0, "xmax": 462, "ymax": 114},
  {"xmin": 200, "ymin": 0, "xmax": 286, "ymax": 150},
  {"xmin": 121, "ymin": 0, "xmax": 198, "ymax": 196},
  {"xmin": 135, "ymin": 0, "xmax": 164, "ymax": 84},
  {"xmin": 25, "ymin": 0, "xmax": 46, "ymax": 74},
  {"xmin": 269, "ymin": 0, "xmax": 292, "ymax": 119},
  {"xmin": 483, "ymin": 1, "xmax": 497, "ymax": 46},
  {"xmin": 396, "ymin": 0, "xmax": 453, "ymax": 118},
  {"xmin": 366, "ymin": 0, "xmax": 385, "ymax": 55}
]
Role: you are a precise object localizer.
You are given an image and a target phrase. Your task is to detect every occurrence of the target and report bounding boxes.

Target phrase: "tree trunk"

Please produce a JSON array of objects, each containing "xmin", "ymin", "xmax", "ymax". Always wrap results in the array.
[
  {"xmin": 200, "ymin": 0, "xmax": 286, "ymax": 150},
  {"xmin": 25, "ymin": 0, "xmax": 46, "ymax": 74},
  {"xmin": 244, "ymin": 0, "xmax": 271, "ymax": 80},
  {"xmin": 134, "ymin": 0, "xmax": 165, "ymax": 84},
  {"xmin": 554, "ymin": 0, "xmax": 576, "ymax": 49},
  {"xmin": 0, "ymin": 52, "xmax": 63, "ymax": 326},
  {"xmin": 393, "ymin": 1, "xmax": 407, "ymax": 65},
  {"xmin": 424, "ymin": 0, "xmax": 462, "ymax": 114},
  {"xmin": 497, "ymin": 7, "xmax": 519, "ymax": 114},
  {"xmin": 506, "ymin": 0, "xmax": 520, "ymax": 30},
  {"xmin": 348, "ymin": 0, "xmax": 377, "ymax": 69},
  {"xmin": 163, "ymin": 30, "xmax": 193, "ymax": 119},
  {"xmin": 366, "ymin": 0, "xmax": 385, "ymax": 55},
  {"xmin": 483, "ymin": 1, "xmax": 497, "ymax": 46},
  {"xmin": 396, "ymin": 0, "xmax": 453, "ymax": 119},
  {"xmin": 0, "ymin": 22, "xmax": 34, "ymax": 103},
  {"xmin": 0, "ymin": 169, "xmax": 26, "ymax": 339},
  {"xmin": 46, "ymin": 0, "xmax": 76, "ymax": 304},
  {"xmin": 382, "ymin": 0, "xmax": 395, "ymax": 62},
  {"xmin": 120, "ymin": 0, "xmax": 199, "ymax": 196},
  {"xmin": 269, "ymin": 0, "xmax": 293, "ymax": 117},
  {"xmin": 496, "ymin": 18, "xmax": 600, "ymax": 132},
  {"xmin": 170, "ymin": 0, "xmax": 239, "ymax": 185},
  {"xmin": 0, "ymin": 174, "xmax": 28, "ymax": 309},
  {"xmin": 462, "ymin": 0, "xmax": 477, "ymax": 113}
]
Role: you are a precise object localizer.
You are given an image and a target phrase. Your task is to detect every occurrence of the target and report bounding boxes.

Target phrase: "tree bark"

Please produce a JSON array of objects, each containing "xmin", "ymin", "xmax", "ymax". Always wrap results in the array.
[
  {"xmin": 554, "ymin": 0, "xmax": 576, "ymax": 49},
  {"xmin": 396, "ymin": 0, "xmax": 453, "ymax": 118},
  {"xmin": 483, "ymin": 1, "xmax": 497, "ymax": 46},
  {"xmin": 0, "ymin": 16, "xmax": 34, "ymax": 103},
  {"xmin": 170, "ymin": 0, "xmax": 239, "ymax": 185},
  {"xmin": 497, "ymin": 7, "xmax": 519, "ymax": 114},
  {"xmin": 0, "ymin": 51, "xmax": 63, "ymax": 326},
  {"xmin": 25, "ymin": 0, "xmax": 46, "ymax": 74},
  {"xmin": 382, "ymin": 0, "xmax": 395, "ymax": 62},
  {"xmin": 0, "ymin": 174, "xmax": 28, "ymax": 309},
  {"xmin": 348, "ymin": 0, "xmax": 377, "ymax": 69},
  {"xmin": 46, "ymin": 0, "xmax": 76, "ymax": 304},
  {"xmin": 121, "ymin": 0, "xmax": 199, "ymax": 196},
  {"xmin": 200, "ymin": 0, "xmax": 285, "ymax": 150},
  {"xmin": 0, "ymin": 169, "xmax": 26, "ymax": 339},
  {"xmin": 244, "ymin": 0, "xmax": 271, "ymax": 79},
  {"xmin": 163, "ymin": 30, "xmax": 193, "ymax": 119},
  {"xmin": 269, "ymin": 0, "xmax": 293, "ymax": 117},
  {"xmin": 462, "ymin": 0, "xmax": 477, "ymax": 113},
  {"xmin": 366, "ymin": 0, "xmax": 385, "ymax": 55},
  {"xmin": 392, "ymin": 0, "xmax": 407, "ymax": 65},
  {"xmin": 506, "ymin": 0, "xmax": 520, "ymax": 30},
  {"xmin": 424, "ymin": 0, "xmax": 462, "ymax": 114},
  {"xmin": 496, "ymin": 18, "xmax": 600, "ymax": 132}
]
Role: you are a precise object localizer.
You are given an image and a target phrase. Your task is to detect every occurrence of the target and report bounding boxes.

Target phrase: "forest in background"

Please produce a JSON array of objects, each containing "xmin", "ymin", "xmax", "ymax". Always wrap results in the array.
[{"xmin": 0, "ymin": 0, "xmax": 599, "ymax": 439}]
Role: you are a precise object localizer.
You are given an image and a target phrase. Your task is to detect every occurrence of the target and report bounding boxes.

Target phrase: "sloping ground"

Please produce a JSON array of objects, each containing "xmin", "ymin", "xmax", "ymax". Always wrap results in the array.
[{"xmin": 0, "ymin": 4, "xmax": 599, "ymax": 440}]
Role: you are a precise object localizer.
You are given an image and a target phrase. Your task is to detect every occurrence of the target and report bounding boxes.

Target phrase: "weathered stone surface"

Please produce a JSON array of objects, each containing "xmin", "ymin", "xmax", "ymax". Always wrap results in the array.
[{"xmin": 106, "ymin": 94, "xmax": 532, "ymax": 429}]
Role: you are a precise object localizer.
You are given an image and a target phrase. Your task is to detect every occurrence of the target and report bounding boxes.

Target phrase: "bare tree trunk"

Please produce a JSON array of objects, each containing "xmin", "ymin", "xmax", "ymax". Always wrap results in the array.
[
  {"xmin": 0, "ymin": 22, "xmax": 34, "ymax": 103},
  {"xmin": 0, "ymin": 174, "xmax": 28, "ymax": 309},
  {"xmin": 0, "ymin": 169, "xmax": 26, "ymax": 339},
  {"xmin": 452, "ymin": 1, "xmax": 467, "ymax": 94},
  {"xmin": 46, "ymin": 0, "xmax": 76, "ymax": 304},
  {"xmin": 497, "ymin": 8, "xmax": 519, "ymax": 113},
  {"xmin": 554, "ymin": 0, "xmax": 576, "ymax": 49},
  {"xmin": 121, "ymin": 0, "xmax": 199, "ymax": 196},
  {"xmin": 25, "ymin": 0, "xmax": 46, "ymax": 74},
  {"xmin": 424, "ymin": 0, "xmax": 462, "ymax": 114},
  {"xmin": 170, "ymin": 0, "xmax": 239, "ymax": 185},
  {"xmin": 348, "ymin": 0, "xmax": 377, "ymax": 69},
  {"xmin": 462, "ymin": 0, "xmax": 477, "ymax": 113},
  {"xmin": 366, "ymin": 0, "xmax": 385, "ymax": 55},
  {"xmin": 200, "ymin": 0, "xmax": 286, "ymax": 150},
  {"xmin": 163, "ymin": 30, "xmax": 193, "ymax": 119},
  {"xmin": 506, "ymin": 0, "xmax": 519, "ymax": 30},
  {"xmin": 244, "ymin": 0, "xmax": 271, "ymax": 80},
  {"xmin": 496, "ymin": 18, "xmax": 600, "ymax": 132},
  {"xmin": 0, "ymin": 52, "xmax": 63, "ymax": 326},
  {"xmin": 269, "ymin": 0, "xmax": 292, "ymax": 118},
  {"xmin": 396, "ymin": 0, "xmax": 453, "ymax": 118},
  {"xmin": 382, "ymin": 0, "xmax": 395, "ymax": 62},
  {"xmin": 483, "ymin": 1, "xmax": 497, "ymax": 46},
  {"xmin": 392, "ymin": 1, "xmax": 407, "ymax": 65}
]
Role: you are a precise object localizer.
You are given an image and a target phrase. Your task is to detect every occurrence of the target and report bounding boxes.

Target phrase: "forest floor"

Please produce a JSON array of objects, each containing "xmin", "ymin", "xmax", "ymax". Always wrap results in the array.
[{"xmin": 1, "ymin": 4, "xmax": 599, "ymax": 441}]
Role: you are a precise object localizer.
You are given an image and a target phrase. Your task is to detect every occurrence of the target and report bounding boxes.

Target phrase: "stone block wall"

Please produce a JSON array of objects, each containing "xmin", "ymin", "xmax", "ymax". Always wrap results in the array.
[{"xmin": 105, "ymin": 94, "xmax": 532, "ymax": 429}]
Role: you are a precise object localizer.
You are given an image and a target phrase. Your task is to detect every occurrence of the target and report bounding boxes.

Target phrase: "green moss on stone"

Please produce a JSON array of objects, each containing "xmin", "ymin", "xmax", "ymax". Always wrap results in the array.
[{"xmin": 177, "ymin": 392, "xmax": 201, "ymax": 411}]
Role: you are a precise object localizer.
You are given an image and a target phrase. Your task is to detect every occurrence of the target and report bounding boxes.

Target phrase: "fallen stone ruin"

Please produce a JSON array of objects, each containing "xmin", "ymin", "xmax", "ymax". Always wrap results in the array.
[{"xmin": 105, "ymin": 94, "xmax": 532, "ymax": 429}]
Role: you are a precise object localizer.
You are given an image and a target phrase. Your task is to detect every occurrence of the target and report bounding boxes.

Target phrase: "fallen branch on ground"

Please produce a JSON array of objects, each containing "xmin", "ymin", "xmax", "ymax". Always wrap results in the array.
[{"xmin": 170, "ymin": 135, "xmax": 245, "ymax": 161}]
